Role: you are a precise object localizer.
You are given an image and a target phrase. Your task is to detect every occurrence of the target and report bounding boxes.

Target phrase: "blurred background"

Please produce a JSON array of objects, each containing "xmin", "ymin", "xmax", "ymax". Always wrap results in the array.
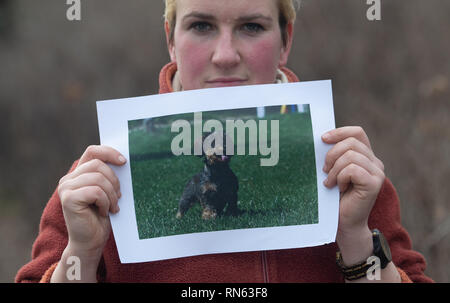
[{"xmin": 0, "ymin": 0, "xmax": 448, "ymax": 282}]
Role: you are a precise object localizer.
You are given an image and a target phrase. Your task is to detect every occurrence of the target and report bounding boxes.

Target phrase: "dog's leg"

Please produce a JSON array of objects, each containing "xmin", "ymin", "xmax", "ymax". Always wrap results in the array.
[
  {"xmin": 225, "ymin": 192, "xmax": 240, "ymax": 216},
  {"xmin": 177, "ymin": 194, "xmax": 197, "ymax": 219},
  {"xmin": 177, "ymin": 176, "xmax": 201, "ymax": 219}
]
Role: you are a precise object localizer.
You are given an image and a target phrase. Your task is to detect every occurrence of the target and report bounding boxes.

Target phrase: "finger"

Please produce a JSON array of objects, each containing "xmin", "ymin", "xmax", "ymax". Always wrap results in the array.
[
  {"xmin": 323, "ymin": 137, "xmax": 384, "ymax": 173},
  {"xmin": 336, "ymin": 163, "xmax": 384, "ymax": 195},
  {"xmin": 335, "ymin": 163, "xmax": 373, "ymax": 194},
  {"xmin": 78, "ymin": 145, "xmax": 127, "ymax": 167},
  {"xmin": 322, "ymin": 126, "xmax": 372, "ymax": 149},
  {"xmin": 60, "ymin": 158, "xmax": 121, "ymax": 196},
  {"xmin": 324, "ymin": 150, "xmax": 383, "ymax": 188},
  {"xmin": 62, "ymin": 186, "xmax": 111, "ymax": 217},
  {"xmin": 60, "ymin": 172, "xmax": 120, "ymax": 214}
]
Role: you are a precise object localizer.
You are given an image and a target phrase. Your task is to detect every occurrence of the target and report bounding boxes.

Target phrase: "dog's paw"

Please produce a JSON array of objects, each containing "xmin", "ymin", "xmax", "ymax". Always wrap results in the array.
[{"xmin": 201, "ymin": 209, "xmax": 217, "ymax": 220}]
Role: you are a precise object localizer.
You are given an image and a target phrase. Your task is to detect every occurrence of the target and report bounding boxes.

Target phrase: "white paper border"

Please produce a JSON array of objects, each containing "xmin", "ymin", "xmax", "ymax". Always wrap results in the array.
[{"xmin": 97, "ymin": 80, "xmax": 339, "ymax": 263}]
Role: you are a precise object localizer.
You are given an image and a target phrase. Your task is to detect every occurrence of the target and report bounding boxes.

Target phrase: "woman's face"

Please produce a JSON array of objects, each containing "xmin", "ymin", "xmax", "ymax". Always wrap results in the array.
[{"xmin": 166, "ymin": 0, "xmax": 293, "ymax": 90}]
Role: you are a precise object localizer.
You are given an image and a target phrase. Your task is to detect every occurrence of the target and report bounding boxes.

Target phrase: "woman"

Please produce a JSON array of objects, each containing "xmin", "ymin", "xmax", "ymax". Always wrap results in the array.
[{"xmin": 16, "ymin": 0, "xmax": 432, "ymax": 283}]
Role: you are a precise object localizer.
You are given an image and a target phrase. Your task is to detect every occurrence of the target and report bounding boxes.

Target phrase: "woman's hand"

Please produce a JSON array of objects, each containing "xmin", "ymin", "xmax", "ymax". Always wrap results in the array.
[
  {"xmin": 51, "ymin": 145, "xmax": 126, "ymax": 282},
  {"xmin": 322, "ymin": 127, "xmax": 385, "ymax": 265},
  {"xmin": 57, "ymin": 145, "xmax": 126, "ymax": 257}
]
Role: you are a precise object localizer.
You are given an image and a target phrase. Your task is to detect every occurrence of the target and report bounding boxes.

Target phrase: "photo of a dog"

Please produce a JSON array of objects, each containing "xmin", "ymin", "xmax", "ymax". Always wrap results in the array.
[
  {"xmin": 128, "ymin": 106, "xmax": 318, "ymax": 240},
  {"xmin": 176, "ymin": 132, "xmax": 239, "ymax": 220}
]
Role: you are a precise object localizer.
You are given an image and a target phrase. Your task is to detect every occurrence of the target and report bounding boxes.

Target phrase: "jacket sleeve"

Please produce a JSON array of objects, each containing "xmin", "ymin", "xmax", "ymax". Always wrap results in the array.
[
  {"xmin": 369, "ymin": 178, "xmax": 433, "ymax": 283},
  {"xmin": 15, "ymin": 161, "xmax": 78, "ymax": 283}
]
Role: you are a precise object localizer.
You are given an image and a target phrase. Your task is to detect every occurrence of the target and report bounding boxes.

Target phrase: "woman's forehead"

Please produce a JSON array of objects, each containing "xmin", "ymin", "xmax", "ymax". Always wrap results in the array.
[{"xmin": 175, "ymin": 0, "xmax": 279, "ymax": 20}]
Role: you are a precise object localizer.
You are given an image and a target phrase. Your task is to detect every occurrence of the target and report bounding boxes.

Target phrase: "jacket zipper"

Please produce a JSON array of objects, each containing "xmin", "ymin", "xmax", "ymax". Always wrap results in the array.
[{"xmin": 261, "ymin": 251, "xmax": 269, "ymax": 283}]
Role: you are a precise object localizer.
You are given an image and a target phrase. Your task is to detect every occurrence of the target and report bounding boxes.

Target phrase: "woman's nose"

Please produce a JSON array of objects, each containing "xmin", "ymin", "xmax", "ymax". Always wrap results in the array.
[{"xmin": 211, "ymin": 31, "xmax": 241, "ymax": 69}]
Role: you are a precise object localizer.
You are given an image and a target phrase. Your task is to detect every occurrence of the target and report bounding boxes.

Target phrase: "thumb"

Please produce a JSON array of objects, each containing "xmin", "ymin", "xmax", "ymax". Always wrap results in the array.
[{"xmin": 78, "ymin": 145, "xmax": 127, "ymax": 167}]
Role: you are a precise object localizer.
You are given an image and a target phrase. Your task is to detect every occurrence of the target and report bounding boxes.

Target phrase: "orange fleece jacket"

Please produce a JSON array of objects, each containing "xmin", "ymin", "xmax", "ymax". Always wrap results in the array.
[{"xmin": 16, "ymin": 63, "xmax": 432, "ymax": 283}]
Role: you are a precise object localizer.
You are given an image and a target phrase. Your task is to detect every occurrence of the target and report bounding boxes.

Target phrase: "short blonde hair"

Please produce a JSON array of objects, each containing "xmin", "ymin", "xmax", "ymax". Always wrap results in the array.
[{"xmin": 164, "ymin": 0, "xmax": 300, "ymax": 45}]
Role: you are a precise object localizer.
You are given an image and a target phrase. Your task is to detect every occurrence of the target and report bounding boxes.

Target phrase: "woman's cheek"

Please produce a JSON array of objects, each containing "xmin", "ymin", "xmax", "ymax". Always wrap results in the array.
[
  {"xmin": 177, "ymin": 38, "xmax": 211, "ymax": 89},
  {"xmin": 247, "ymin": 38, "xmax": 281, "ymax": 83}
]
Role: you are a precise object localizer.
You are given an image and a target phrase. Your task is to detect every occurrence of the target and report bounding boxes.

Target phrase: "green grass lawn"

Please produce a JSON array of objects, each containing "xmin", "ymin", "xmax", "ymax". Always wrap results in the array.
[{"xmin": 129, "ymin": 108, "xmax": 318, "ymax": 239}]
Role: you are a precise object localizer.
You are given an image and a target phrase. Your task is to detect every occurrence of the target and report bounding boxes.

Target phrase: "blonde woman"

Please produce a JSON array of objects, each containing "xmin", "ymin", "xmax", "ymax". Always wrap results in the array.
[{"xmin": 16, "ymin": 0, "xmax": 431, "ymax": 283}]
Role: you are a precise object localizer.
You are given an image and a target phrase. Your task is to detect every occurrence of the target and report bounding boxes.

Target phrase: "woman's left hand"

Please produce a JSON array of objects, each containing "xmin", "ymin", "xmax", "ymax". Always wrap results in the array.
[{"xmin": 322, "ymin": 127, "xmax": 385, "ymax": 261}]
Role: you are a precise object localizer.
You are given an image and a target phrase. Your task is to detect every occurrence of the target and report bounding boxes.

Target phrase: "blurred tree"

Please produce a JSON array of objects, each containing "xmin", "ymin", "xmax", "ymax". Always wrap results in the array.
[{"xmin": 0, "ymin": 0, "xmax": 14, "ymax": 39}]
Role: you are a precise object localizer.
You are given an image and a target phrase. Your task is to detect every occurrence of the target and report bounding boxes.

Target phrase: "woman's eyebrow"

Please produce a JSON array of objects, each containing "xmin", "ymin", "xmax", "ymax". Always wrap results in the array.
[
  {"xmin": 236, "ymin": 14, "xmax": 273, "ymax": 23},
  {"xmin": 182, "ymin": 12, "xmax": 215, "ymax": 22},
  {"xmin": 181, "ymin": 12, "xmax": 273, "ymax": 23}
]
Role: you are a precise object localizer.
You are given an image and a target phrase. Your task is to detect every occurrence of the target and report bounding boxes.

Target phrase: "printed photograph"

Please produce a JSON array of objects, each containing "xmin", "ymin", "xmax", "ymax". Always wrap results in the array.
[{"xmin": 128, "ymin": 105, "xmax": 318, "ymax": 240}]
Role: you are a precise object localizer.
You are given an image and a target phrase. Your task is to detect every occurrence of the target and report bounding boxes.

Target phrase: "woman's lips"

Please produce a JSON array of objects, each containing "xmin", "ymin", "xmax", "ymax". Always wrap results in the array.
[{"xmin": 206, "ymin": 78, "xmax": 247, "ymax": 87}]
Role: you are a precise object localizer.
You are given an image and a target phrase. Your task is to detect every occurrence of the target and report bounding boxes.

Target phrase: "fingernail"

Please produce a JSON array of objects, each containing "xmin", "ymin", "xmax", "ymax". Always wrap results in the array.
[
  {"xmin": 323, "ymin": 178, "xmax": 329, "ymax": 187},
  {"xmin": 322, "ymin": 133, "xmax": 331, "ymax": 140},
  {"xmin": 118, "ymin": 155, "xmax": 126, "ymax": 163}
]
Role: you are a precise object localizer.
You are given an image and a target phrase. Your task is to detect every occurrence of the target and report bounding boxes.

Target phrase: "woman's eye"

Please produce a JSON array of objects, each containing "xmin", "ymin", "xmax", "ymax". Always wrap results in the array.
[
  {"xmin": 190, "ymin": 21, "xmax": 213, "ymax": 33},
  {"xmin": 242, "ymin": 23, "xmax": 264, "ymax": 33}
]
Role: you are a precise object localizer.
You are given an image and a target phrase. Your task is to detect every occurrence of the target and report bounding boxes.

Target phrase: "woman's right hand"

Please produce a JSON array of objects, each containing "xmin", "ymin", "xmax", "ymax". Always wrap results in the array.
[{"xmin": 58, "ymin": 145, "xmax": 127, "ymax": 257}]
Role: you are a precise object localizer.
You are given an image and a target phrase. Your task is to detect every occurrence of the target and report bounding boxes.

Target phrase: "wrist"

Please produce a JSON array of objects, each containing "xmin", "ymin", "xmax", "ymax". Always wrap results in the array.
[
  {"xmin": 336, "ymin": 227, "xmax": 373, "ymax": 266},
  {"xmin": 53, "ymin": 243, "xmax": 103, "ymax": 283},
  {"xmin": 336, "ymin": 228, "xmax": 399, "ymax": 283},
  {"xmin": 66, "ymin": 237, "xmax": 105, "ymax": 259}
]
